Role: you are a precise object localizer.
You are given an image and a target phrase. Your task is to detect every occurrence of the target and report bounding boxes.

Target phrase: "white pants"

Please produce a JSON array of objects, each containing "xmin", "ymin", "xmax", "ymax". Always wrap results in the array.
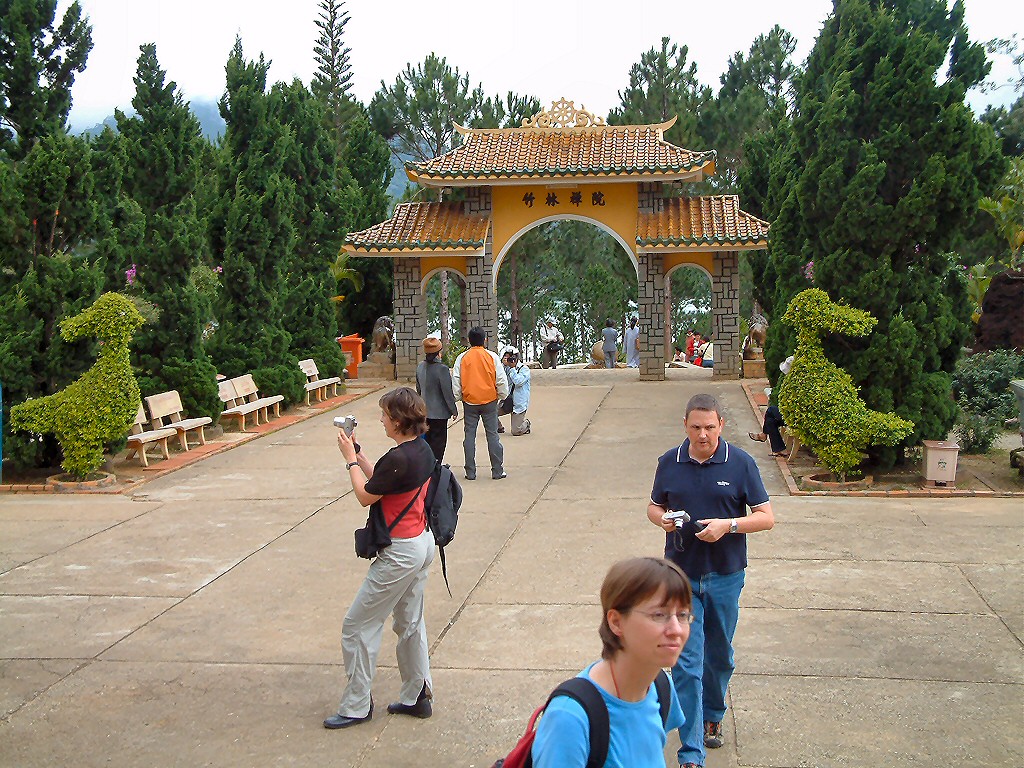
[{"xmin": 337, "ymin": 527, "xmax": 434, "ymax": 716}]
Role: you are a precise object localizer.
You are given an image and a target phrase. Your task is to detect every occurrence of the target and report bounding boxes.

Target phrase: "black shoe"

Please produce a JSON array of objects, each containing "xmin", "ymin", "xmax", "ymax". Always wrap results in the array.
[
  {"xmin": 387, "ymin": 683, "xmax": 432, "ymax": 719},
  {"xmin": 497, "ymin": 424, "xmax": 505, "ymax": 433},
  {"xmin": 704, "ymin": 720, "xmax": 723, "ymax": 748},
  {"xmin": 465, "ymin": 471, "xmax": 476, "ymax": 481},
  {"xmin": 324, "ymin": 700, "xmax": 373, "ymax": 729},
  {"xmin": 492, "ymin": 471, "xmax": 507, "ymax": 480}
]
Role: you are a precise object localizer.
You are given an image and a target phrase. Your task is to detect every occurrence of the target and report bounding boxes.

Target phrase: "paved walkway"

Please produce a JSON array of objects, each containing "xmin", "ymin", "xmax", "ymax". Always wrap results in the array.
[{"xmin": 1, "ymin": 369, "xmax": 1021, "ymax": 767}]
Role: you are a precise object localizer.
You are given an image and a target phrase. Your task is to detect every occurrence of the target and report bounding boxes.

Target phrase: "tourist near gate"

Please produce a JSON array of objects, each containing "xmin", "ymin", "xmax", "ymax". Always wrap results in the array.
[{"xmin": 342, "ymin": 99, "xmax": 769, "ymax": 381}]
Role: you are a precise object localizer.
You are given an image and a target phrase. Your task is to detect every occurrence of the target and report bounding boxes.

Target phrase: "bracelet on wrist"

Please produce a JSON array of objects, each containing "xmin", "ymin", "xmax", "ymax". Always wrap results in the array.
[{"xmin": 346, "ymin": 461, "xmax": 359, "ymax": 470}]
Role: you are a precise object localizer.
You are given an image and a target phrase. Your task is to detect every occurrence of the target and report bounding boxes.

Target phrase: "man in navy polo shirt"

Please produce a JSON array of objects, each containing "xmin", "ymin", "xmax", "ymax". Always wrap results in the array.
[{"xmin": 647, "ymin": 393, "xmax": 774, "ymax": 768}]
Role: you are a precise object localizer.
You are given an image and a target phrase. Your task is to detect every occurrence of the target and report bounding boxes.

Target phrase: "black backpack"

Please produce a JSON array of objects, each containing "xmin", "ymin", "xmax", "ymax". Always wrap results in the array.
[
  {"xmin": 424, "ymin": 461, "xmax": 463, "ymax": 596},
  {"xmin": 491, "ymin": 670, "xmax": 672, "ymax": 768}
]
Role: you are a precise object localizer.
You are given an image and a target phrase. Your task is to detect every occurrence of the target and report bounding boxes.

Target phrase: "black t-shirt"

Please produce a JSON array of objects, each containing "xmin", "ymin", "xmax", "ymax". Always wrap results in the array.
[{"xmin": 364, "ymin": 438, "xmax": 436, "ymax": 535}]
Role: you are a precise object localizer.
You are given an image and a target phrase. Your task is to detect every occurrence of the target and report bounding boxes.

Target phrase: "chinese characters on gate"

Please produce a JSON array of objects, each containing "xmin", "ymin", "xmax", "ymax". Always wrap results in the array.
[{"xmin": 522, "ymin": 190, "xmax": 606, "ymax": 208}]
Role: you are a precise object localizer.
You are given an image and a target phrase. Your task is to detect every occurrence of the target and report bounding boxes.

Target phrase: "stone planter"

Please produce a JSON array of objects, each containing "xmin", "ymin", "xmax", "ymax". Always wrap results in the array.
[{"xmin": 46, "ymin": 472, "xmax": 117, "ymax": 492}]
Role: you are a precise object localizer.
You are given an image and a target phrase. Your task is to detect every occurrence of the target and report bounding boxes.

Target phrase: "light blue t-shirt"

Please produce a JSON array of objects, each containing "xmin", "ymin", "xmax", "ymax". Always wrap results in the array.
[{"xmin": 531, "ymin": 663, "xmax": 684, "ymax": 768}]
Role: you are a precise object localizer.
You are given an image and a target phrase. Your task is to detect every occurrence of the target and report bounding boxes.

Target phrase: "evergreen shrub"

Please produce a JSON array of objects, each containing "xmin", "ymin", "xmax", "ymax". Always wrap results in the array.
[
  {"xmin": 952, "ymin": 351, "xmax": 1024, "ymax": 424},
  {"xmin": 953, "ymin": 411, "xmax": 1003, "ymax": 454}
]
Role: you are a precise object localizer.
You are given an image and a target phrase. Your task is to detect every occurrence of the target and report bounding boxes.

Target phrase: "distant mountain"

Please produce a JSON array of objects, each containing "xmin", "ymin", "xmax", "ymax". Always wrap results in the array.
[{"xmin": 73, "ymin": 97, "xmax": 226, "ymax": 142}]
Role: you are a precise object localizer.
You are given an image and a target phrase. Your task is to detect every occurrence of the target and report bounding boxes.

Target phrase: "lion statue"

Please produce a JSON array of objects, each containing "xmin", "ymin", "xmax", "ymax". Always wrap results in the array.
[{"xmin": 370, "ymin": 316, "xmax": 395, "ymax": 361}]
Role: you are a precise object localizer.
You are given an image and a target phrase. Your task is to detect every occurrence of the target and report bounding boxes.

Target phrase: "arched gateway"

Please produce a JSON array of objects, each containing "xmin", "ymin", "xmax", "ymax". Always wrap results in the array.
[{"xmin": 342, "ymin": 99, "xmax": 768, "ymax": 381}]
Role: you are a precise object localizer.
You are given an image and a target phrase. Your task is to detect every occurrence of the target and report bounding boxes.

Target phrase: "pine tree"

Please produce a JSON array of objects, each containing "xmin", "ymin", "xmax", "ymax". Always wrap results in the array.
[
  {"xmin": 608, "ymin": 37, "xmax": 711, "ymax": 149},
  {"xmin": 311, "ymin": 0, "xmax": 359, "ymax": 146},
  {"xmin": 206, "ymin": 38, "xmax": 304, "ymax": 404},
  {"xmin": 763, "ymin": 0, "xmax": 1003, "ymax": 467},
  {"xmin": 0, "ymin": 0, "xmax": 93, "ymax": 159}
]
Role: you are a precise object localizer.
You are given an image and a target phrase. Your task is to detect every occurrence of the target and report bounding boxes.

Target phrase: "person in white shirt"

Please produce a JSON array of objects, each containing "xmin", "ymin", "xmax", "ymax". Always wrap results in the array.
[{"xmin": 539, "ymin": 320, "xmax": 564, "ymax": 369}]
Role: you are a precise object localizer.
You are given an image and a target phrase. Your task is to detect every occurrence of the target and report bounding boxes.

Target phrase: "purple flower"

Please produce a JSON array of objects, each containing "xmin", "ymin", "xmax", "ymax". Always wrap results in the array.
[
  {"xmin": 803, "ymin": 260, "xmax": 815, "ymax": 282},
  {"xmin": 125, "ymin": 264, "xmax": 137, "ymax": 287},
  {"xmin": 214, "ymin": 265, "xmax": 223, "ymax": 274}
]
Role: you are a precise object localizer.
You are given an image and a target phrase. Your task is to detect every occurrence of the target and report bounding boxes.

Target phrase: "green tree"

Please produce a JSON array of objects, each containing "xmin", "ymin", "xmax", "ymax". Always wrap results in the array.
[
  {"xmin": 762, "ymin": 0, "xmax": 1003, "ymax": 468},
  {"xmin": 311, "ymin": 0, "xmax": 359, "ymax": 146},
  {"xmin": 206, "ymin": 37, "xmax": 304, "ymax": 404},
  {"xmin": 0, "ymin": 0, "xmax": 92, "ymax": 159},
  {"xmin": 276, "ymin": 77, "xmax": 347, "ymax": 377},
  {"xmin": 608, "ymin": 37, "xmax": 711, "ymax": 150},
  {"xmin": 113, "ymin": 43, "xmax": 221, "ymax": 419},
  {"xmin": 336, "ymin": 114, "xmax": 394, "ymax": 339},
  {"xmin": 980, "ymin": 94, "xmax": 1024, "ymax": 158}
]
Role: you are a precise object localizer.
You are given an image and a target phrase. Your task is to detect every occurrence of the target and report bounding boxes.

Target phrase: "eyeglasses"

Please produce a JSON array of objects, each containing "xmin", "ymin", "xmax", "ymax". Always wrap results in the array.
[{"xmin": 633, "ymin": 609, "xmax": 694, "ymax": 626}]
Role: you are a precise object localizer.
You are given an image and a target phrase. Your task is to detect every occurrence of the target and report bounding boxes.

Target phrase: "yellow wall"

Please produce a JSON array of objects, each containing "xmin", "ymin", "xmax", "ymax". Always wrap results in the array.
[
  {"xmin": 663, "ymin": 251, "xmax": 714, "ymax": 277},
  {"xmin": 419, "ymin": 254, "xmax": 468, "ymax": 280},
  {"xmin": 491, "ymin": 183, "xmax": 639, "ymax": 265}
]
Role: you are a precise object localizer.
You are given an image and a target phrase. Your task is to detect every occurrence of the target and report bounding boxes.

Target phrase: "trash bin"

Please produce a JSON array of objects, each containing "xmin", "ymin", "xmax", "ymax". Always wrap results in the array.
[
  {"xmin": 337, "ymin": 334, "xmax": 364, "ymax": 380},
  {"xmin": 921, "ymin": 440, "xmax": 960, "ymax": 487}
]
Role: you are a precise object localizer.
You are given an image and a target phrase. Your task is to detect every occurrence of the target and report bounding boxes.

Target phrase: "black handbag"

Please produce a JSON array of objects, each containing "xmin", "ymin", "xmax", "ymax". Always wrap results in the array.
[{"xmin": 354, "ymin": 484, "xmax": 425, "ymax": 559}]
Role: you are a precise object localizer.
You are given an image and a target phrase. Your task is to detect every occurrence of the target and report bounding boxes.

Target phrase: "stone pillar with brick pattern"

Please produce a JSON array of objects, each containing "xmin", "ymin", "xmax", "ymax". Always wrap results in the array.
[
  {"xmin": 637, "ymin": 252, "xmax": 666, "ymax": 381},
  {"xmin": 711, "ymin": 250, "xmax": 741, "ymax": 379},
  {"xmin": 462, "ymin": 189, "xmax": 499, "ymax": 347},
  {"xmin": 393, "ymin": 258, "xmax": 425, "ymax": 381}
]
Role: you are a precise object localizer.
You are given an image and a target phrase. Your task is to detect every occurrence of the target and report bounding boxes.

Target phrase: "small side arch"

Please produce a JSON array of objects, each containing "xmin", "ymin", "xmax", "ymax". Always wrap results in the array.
[
  {"xmin": 492, "ymin": 214, "xmax": 638, "ymax": 293},
  {"xmin": 420, "ymin": 265, "xmax": 469, "ymax": 294}
]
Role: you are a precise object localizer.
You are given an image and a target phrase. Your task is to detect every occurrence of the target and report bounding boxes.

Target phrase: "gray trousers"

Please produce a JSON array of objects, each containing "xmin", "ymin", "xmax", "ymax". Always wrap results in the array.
[
  {"xmin": 337, "ymin": 527, "xmax": 434, "ymax": 716},
  {"xmin": 511, "ymin": 411, "xmax": 530, "ymax": 435},
  {"xmin": 463, "ymin": 400, "xmax": 504, "ymax": 477},
  {"xmin": 604, "ymin": 347, "xmax": 617, "ymax": 368}
]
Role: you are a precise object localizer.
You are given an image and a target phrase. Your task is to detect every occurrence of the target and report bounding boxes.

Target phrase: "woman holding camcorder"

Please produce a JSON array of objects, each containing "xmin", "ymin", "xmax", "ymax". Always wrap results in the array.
[{"xmin": 323, "ymin": 387, "xmax": 437, "ymax": 730}]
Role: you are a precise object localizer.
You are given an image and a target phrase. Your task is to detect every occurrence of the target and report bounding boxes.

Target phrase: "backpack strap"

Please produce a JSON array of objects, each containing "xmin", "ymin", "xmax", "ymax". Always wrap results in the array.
[
  {"xmin": 654, "ymin": 669, "xmax": 671, "ymax": 727},
  {"xmin": 546, "ymin": 678, "xmax": 609, "ymax": 768}
]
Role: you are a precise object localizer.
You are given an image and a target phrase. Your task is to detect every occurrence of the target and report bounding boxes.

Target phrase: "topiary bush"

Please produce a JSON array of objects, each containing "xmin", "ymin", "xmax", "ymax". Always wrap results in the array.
[
  {"xmin": 778, "ymin": 289, "xmax": 915, "ymax": 479},
  {"xmin": 10, "ymin": 292, "xmax": 145, "ymax": 478},
  {"xmin": 952, "ymin": 350, "xmax": 1024, "ymax": 424}
]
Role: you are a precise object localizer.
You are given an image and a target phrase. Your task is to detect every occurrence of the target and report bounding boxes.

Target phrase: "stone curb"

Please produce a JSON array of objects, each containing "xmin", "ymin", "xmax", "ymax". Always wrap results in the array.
[
  {"xmin": 0, "ymin": 385, "xmax": 385, "ymax": 497},
  {"xmin": 739, "ymin": 379, "xmax": 1024, "ymax": 499}
]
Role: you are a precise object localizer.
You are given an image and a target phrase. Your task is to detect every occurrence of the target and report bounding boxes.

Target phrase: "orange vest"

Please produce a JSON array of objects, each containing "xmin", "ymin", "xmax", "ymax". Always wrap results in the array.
[{"xmin": 460, "ymin": 347, "xmax": 498, "ymax": 405}]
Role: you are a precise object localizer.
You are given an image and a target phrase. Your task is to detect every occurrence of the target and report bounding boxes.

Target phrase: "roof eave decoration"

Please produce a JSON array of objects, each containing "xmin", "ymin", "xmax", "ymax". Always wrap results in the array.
[
  {"xmin": 636, "ymin": 196, "xmax": 770, "ymax": 251},
  {"xmin": 405, "ymin": 98, "xmax": 714, "ymax": 186},
  {"xmin": 343, "ymin": 202, "xmax": 489, "ymax": 255}
]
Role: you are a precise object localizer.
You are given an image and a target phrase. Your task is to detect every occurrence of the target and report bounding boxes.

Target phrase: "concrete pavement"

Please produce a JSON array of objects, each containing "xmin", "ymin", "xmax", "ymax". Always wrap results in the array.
[{"xmin": 1, "ymin": 368, "xmax": 1021, "ymax": 767}]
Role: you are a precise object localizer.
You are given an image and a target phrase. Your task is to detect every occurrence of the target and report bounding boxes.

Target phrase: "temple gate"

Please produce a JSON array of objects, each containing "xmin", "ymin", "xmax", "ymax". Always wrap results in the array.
[{"xmin": 343, "ymin": 99, "xmax": 768, "ymax": 381}]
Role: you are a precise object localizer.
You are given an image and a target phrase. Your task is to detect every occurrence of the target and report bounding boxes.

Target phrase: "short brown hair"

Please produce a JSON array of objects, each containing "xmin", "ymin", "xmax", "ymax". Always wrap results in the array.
[
  {"xmin": 685, "ymin": 393, "xmax": 722, "ymax": 419},
  {"xmin": 378, "ymin": 387, "xmax": 428, "ymax": 436},
  {"xmin": 599, "ymin": 557, "xmax": 692, "ymax": 660}
]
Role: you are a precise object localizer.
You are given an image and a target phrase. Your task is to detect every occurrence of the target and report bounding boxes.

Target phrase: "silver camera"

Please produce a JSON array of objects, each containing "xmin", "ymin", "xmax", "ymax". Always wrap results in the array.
[
  {"xmin": 663, "ymin": 509, "xmax": 691, "ymax": 528},
  {"xmin": 333, "ymin": 415, "xmax": 357, "ymax": 436}
]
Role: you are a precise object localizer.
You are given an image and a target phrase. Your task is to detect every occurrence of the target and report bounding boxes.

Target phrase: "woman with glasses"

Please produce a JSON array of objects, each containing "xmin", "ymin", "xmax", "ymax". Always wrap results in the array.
[{"xmin": 531, "ymin": 557, "xmax": 690, "ymax": 767}]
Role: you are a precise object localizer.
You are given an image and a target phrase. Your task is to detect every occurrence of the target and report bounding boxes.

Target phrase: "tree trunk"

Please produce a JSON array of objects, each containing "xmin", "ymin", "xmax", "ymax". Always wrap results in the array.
[
  {"xmin": 664, "ymin": 275, "xmax": 673, "ymax": 362},
  {"xmin": 509, "ymin": 252, "xmax": 522, "ymax": 352},
  {"xmin": 440, "ymin": 271, "xmax": 450, "ymax": 349}
]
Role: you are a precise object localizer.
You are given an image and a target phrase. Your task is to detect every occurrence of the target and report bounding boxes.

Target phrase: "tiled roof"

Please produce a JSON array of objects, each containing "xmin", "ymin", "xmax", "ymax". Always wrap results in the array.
[
  {"xmin": 343, "ymin": 202, "xmax": 489, "ymax": 253},
  {"xmin": 406, "ymin": 125, "xmax": 716, "ymax": 184},
  {"xmin": 637, "ymin": 196, "xmax": 769, "ymax": 249}
]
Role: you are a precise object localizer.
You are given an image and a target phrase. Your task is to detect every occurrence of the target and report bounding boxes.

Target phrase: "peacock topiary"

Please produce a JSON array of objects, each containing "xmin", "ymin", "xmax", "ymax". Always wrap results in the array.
[
  {"xmin": 778, "ymin": 289, "xmax": 914, "ymax": 479},
  {"xmin": 10, "ymin": 293, "xmax": 145, "ymax": 479}
]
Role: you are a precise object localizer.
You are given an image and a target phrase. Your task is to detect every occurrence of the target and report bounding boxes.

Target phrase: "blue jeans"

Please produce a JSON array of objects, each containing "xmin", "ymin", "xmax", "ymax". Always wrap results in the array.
[{"xmin": 673, "ymin": 569, "xmax": 745, "ymax": 766}]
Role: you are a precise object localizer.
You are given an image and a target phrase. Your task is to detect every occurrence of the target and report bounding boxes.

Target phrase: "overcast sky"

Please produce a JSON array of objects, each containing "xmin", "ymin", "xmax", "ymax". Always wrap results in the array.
[{"xmin": 62, "ymin": 0, "xmax": 1022, "ymax": 129}]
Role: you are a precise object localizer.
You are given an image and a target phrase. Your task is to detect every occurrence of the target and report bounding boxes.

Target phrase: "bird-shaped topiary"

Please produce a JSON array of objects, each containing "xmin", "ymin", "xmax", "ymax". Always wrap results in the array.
[
  {"xmin": 11, "ymin": 293, "xmax": 145, "ymax": 479},
  {"xmin": 778, "ymin": 289, "xmax": 914, "ymax": 480}
]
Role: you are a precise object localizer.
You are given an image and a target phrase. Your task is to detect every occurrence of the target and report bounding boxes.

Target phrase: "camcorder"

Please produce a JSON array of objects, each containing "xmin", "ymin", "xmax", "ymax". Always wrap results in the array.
[
  {"xmin": 333, "ymin": 415, "xmax": 358, "ymax": 436},
  {"xmin": 663, "ymin": 509, "xmax": 690, "ymax": 528}
]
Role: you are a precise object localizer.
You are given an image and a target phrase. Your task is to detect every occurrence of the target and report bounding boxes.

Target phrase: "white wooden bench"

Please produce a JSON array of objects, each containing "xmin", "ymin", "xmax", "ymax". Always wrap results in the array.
[
  {"xmin": 145, "ymin": 390, "xmax": 213, "ymax": 451},
  {"xmin": 299, "ymin": 359, "xmax": 342, "ymax": 406},
  {"xmin": 125, "ymin": 405, "xmax": 178, "ymax": 467},
  {"xmin": 218, "ymin": 374, "xmax": 284, "ymax": 432}
]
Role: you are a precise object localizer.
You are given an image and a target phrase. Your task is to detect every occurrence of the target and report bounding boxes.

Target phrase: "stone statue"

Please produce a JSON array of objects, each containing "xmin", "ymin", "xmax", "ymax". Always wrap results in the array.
[
  {"xmin": 743, "ymin": 306, "xmax": 768, "ymax": 361},
  {"xmin": 370, "ymin": 316, "xmax": 396, "ymax": 361}
]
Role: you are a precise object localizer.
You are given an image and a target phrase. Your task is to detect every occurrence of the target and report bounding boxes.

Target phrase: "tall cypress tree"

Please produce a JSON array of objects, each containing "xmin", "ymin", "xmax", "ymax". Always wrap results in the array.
[
  {"xmin": 114, "ymin": 44, "xmax": 220, "ymax": 419},
  {"xmin": 206, "ymin": 38, "xmax": 304, "ymax": 404},
  {"xmin": 276, "ymin": 78, "xmax": 347, "ymax": 377},
  {"xmin": 764, "ymin": 0, "xmax": 1003, "ymax": 467}
]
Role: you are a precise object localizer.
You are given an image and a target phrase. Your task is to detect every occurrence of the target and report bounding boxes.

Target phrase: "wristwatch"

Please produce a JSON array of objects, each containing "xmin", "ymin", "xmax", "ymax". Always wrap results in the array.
[
  {"xmin": 729, "ymin": 519, "xmax": 739, "ymax": 534},
  {"xmin": 346, "ymin": 461, "xmax": 359, "ymax": 470}
]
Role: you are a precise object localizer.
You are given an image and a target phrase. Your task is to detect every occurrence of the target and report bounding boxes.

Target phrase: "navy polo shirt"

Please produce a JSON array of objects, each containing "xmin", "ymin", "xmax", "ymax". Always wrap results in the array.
[{"xmin": 650, "ymin": 438, "xmax": 769, "ymax": 579}]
